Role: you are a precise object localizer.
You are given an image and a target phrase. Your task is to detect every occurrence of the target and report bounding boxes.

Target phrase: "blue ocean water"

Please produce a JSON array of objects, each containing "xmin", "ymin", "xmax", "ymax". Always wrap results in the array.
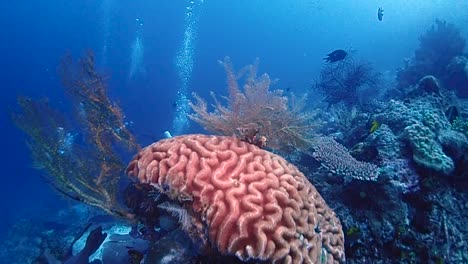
[{"xmin": 1, "ymin": 0, "xmax": 467, "ymax": 263}]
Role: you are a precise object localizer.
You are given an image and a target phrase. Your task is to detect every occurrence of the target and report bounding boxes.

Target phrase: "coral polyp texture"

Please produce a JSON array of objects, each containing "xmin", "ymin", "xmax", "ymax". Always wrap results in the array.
[
  {"xmin": 126, "ymin": 134, "xmax": 345, "ymax": 263},
  {"xmin": 311, "ymin": 137, "xmax": 380, "ymax": 181}
]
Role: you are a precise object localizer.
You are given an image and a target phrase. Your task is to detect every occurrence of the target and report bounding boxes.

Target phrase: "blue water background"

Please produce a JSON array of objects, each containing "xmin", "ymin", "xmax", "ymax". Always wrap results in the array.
[{"xmin": 0, "ymin": 0, "xmax": 466, "ymax": 239}]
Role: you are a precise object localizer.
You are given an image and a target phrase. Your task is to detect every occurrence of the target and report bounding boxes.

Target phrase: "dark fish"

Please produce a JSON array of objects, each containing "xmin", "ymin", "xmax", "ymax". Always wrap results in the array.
[
  {"xmin": 323, "ymin": 49, "xmax": 348, "ymax": 63},
  {"xmin": 378, "ymin": 7, "xmax": 384, "ymax": 21}
]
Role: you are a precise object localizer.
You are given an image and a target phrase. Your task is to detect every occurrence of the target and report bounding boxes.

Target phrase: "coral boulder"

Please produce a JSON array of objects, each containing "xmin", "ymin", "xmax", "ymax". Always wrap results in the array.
[{"xmin": 126, "ymin": 134, "xmax": 345, "ymax": 263}]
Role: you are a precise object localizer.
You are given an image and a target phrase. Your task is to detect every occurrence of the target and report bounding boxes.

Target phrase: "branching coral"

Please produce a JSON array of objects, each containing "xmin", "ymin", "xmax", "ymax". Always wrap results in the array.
[
  {"xmin": 397, "ymin": 19, "xmax": 466, "ymax": 89},
  {"xmin": 314, "ymin": 58, "xmax": 380, "ymax": 106},
  {"xmin": 11, "ymin": 51, "xmax": 139, "ymax": 218},
  {"xmin": 190, "ymin": 57, "xmax": 318, "ymax": 153},
  {"xmin": 416, "ymin": 19, "xmax": 465, "ymax": 75}
]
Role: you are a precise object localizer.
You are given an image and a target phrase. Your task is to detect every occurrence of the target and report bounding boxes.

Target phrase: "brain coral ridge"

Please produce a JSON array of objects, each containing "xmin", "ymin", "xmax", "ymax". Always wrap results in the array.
[{"xmin": 126, "ymin": 134, "xmax": 345, "ymax": 263}]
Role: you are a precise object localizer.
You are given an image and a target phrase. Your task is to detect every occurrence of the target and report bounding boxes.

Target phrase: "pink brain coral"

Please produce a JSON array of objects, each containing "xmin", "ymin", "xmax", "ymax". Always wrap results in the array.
[{"xmin": 126, "ymin": 134, "xmax": 345, "ymax": 263}]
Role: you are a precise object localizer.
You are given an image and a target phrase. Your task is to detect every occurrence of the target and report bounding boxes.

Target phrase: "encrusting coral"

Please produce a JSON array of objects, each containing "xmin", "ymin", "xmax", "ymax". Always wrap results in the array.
[
  {"xmin": 373, "ymin": 81, "xmax": 460, "ymax": 175},
  {"xmin": 126, "ymin": 134, "xmax": 346, "ymax": 263}
]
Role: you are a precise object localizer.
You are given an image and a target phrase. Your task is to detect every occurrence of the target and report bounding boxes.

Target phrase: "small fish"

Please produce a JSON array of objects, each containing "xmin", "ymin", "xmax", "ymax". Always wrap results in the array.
[
  {"xmin": 377, "ymin": 7, "xmax": 384, "ymax": 21},
  {"xmin": 370, "ymin": 120, "xmax": 380, "ymax": 133},
  {"xmin": 323, "ymin": 49, "xmax": 348, "ymax": 63}
]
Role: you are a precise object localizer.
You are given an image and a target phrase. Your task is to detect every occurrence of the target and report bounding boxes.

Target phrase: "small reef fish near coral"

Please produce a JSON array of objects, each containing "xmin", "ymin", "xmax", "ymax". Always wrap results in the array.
[{"xmin": 323, "ymin": 49, "xmax": 348, "ymax": 63}]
